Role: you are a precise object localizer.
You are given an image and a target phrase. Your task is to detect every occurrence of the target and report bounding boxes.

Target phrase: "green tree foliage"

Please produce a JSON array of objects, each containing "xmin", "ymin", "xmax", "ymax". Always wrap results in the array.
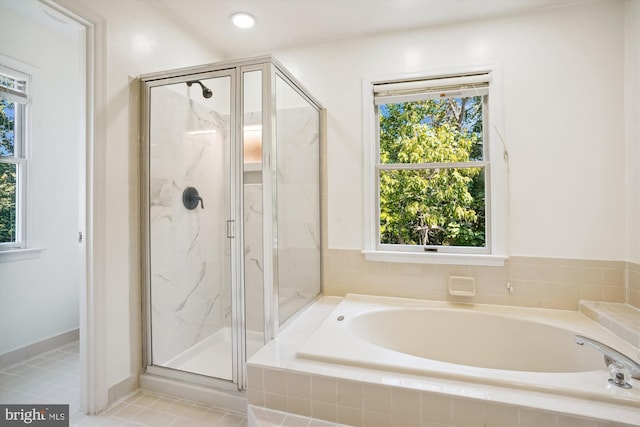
[
  {"xmin": 0, "ymin": 98, "xmax": 16, "ymax": 243},
  {"xmin": 0, "ymin": 98, "xmax": 13, "ymax": 156},
  {"xmin": 379, "ymin": 97, "xmax": 485, "ymax": 247},
  {"xmin": 0, "ymin": 163, "xmax": 16, "ymax": 243}
]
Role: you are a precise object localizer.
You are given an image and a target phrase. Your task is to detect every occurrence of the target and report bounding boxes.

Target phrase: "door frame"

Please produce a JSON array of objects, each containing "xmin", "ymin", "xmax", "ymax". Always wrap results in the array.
[{"xmin": 44, "ymin": 0, "xmax": 108, "ymax": 414}]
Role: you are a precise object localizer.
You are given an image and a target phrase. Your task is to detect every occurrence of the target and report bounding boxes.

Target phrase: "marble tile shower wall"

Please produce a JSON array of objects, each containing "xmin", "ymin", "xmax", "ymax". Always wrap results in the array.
[
  {"xmin": 149, "ymin": 88, "xmax": 231, "ymax": 364},
  {"xmin": 244, "ymin": 182, "xmax": 264, "ymax": 333},
  {"xmin": 324, "ymin": 249, "xmax": 632, "ymax": 310}
]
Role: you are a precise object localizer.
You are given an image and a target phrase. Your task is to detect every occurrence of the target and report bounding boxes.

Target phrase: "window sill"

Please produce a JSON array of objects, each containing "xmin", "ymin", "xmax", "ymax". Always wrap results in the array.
[
  {"xmin": 0, "ymin": 247, "xmax": 46, "ymax": 263},
  {"xmin": 362, "ymin": 250, "xmax": 507, "ymax": 266}
]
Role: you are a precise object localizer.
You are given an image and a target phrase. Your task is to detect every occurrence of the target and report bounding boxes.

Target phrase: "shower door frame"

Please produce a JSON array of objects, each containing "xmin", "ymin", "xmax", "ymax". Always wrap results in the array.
[
  {"xmin": 140, "ymin": 67, "xmax": 243, "ymax": 391},
  {"xmin": 269, "ymin": 64, "xmax": 325, "ymax": 334},
  {"xmin": 140, "ymin": 55, "xmax": 324, "ymax": 392}
]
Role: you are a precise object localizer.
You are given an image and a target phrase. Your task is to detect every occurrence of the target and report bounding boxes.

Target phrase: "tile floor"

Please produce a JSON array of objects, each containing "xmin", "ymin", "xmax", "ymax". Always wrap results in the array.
[
  {"xmin": 0, "ymin": 341, "xmax": 248, "ymax": 426},
  {"xmin": 0, "ymin": 341, "xmax": 81, "ymax": 409}
]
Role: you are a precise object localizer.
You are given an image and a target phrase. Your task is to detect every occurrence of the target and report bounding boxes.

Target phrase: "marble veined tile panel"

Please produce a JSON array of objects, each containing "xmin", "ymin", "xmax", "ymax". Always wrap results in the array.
[{"xmin": 149, "ymin": 85, "xmax": 232, "ymax": 366}]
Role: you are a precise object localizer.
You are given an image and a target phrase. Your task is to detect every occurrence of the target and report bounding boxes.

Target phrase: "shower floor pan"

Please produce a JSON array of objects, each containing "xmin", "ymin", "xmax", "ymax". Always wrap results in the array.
[{"xmin": 164, "ymin": 327, "xmax": 264, "ymax": 380}]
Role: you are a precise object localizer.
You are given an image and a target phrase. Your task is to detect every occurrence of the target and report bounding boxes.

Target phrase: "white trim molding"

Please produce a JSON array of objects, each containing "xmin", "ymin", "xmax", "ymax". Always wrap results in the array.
[
  {"xmin": 362, "ymin": 250, "xmax": 507, "ymax": 266},
  {"xmin": 45, "ymin": 0, "xmax": 109, "ymax": 415}
]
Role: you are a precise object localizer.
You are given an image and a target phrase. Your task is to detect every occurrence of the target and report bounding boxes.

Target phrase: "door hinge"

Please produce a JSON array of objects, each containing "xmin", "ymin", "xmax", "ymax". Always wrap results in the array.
[{"xmin": 78, "ymin": 231, "xmax": 83, "ymax": 243}]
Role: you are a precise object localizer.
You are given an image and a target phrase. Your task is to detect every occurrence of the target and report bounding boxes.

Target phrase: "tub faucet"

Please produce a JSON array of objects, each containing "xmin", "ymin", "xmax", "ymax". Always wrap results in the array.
[{"xmin": 575, "ymin": 335, "xmax": 640, "ymax": 388}]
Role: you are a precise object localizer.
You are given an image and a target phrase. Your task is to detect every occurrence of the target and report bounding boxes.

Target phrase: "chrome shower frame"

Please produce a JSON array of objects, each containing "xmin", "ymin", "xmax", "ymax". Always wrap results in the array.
[{"xmin": 139, "ymin": 55, "xmax": 324, "ymax": 398}]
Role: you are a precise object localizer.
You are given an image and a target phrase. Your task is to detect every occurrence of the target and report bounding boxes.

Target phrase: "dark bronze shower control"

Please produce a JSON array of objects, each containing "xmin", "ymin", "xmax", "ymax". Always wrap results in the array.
[{"xmin": 183, "ymin": 186, "xmax": 204, "ymax": 210}]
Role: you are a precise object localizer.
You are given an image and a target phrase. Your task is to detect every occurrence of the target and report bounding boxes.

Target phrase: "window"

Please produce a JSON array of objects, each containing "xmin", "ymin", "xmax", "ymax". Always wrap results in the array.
[
  {"xmin": 0, "ymin": 66, "xmax": 29, "ymax": 250},
  {"xmin": 363, "ymin": 69, "xmax": 507, "ymax": 265}
]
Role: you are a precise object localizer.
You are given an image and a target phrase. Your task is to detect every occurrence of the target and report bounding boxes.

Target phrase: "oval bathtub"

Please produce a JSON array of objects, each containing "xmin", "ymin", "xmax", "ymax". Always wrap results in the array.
[{"xmin": 297, "ymin": 294, "xmax": 640, "ymax": 408}]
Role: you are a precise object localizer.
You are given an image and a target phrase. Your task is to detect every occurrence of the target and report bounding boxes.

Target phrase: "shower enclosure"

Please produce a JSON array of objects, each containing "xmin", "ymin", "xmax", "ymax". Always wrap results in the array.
[{"xmin": 140, "ymin": 56, "xmax": 322, "ymax": 393}]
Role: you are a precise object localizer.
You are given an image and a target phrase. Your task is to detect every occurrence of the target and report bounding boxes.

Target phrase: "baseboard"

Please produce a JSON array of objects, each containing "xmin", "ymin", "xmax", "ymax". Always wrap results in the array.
[
  {"xmin": 0, "ymin": 328, "xmax": 79, "ymax": 369},
  {"xmin": 108, "ymin": 374, "xmax": 139, "ymax": 406}
]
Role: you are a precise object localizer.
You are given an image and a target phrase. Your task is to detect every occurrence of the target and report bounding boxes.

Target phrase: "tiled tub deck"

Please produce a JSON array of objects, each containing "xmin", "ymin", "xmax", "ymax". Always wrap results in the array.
[{"xmin": 247, "ymin": 296, "xmax": 640, "ymax": 427}]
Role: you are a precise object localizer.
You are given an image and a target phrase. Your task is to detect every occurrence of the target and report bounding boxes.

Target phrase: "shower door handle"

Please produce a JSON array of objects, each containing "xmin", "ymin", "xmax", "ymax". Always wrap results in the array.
[{"xmin": 226, "ymin": 220, "xmax": 235, "ymax": 238}]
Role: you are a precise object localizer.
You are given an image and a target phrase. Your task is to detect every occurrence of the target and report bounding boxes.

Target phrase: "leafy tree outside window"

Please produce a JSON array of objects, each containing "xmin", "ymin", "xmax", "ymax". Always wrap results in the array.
[
  {"xmin": 0, "ymin": 67, "xmax": 28, "ymax": 249},
  {"xmin": 374, "ymin": 73, "xmax": 490, "ymax": 253}
]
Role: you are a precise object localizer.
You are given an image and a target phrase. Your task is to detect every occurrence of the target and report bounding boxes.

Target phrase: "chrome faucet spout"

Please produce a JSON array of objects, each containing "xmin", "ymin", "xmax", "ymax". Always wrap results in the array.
[{"xmin": 575, "ymin": 335, "xmax": 640, "ymax": 380}]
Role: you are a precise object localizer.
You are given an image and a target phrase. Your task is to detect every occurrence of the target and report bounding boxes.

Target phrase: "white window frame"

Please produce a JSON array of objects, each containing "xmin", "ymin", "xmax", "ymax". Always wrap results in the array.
[
  {"xmin": 0, "ymin": 64, "xmax": 30, "ymax": 251},
  {"xmin": 362, "ymin": 66, "xmax": 508, "ymax": 266}
]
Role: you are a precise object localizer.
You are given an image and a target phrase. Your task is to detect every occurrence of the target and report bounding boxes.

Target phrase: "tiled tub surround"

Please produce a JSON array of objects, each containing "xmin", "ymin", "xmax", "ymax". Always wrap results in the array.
[
  {"xmin": 324, "ymin": 251, "xmax": 633, "ymax": 311},
  {"xmin": 297, "ymin": 295, "xmax": 639, "ymax": 407},
  {"xmin": 628, "ymin": 263, "xmax": 640, "ymax": 309},
  {"xmin": 580, "ymin": 301, "xmax": 640, "ymax": 349},
  {"xmin": 247, "ymin": 297, "xmax": 640, "ymax": 427}
]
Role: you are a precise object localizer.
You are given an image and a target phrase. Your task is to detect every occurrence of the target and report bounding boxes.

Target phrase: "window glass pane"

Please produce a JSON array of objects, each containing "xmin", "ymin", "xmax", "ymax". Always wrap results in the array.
[
  {"xmin": 379, "ymin": 96, "xmax": 483, "ymax": 164},
  {"xmin": 0, "ymin": 162, "xmax": 17, "ymax": 243},
  {"xmin": 0, "ymin": 97, "xmax": 15, "ymax": 157},
  {"xmin": 379, "ymin": 167, "xmax": 485, "ymax": 247}
]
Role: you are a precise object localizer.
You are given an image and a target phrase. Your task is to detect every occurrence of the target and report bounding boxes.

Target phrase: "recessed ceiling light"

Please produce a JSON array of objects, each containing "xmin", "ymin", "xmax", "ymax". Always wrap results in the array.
[{"xmin": 231, "ymin": 12, "xmax": 256, "ymax": 29}]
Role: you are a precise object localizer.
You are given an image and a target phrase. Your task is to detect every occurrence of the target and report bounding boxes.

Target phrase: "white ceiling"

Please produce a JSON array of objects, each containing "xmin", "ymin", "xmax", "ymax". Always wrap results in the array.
[{"xmin": 151, "ymin": 0, "xmax": 592, "ymax": 58}]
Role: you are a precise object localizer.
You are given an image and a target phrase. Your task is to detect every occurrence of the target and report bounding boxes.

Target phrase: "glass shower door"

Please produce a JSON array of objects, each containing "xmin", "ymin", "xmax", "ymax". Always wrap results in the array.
[{"xmin": 147, "ymin": 72, "xmax": 234, "ymax": 381}]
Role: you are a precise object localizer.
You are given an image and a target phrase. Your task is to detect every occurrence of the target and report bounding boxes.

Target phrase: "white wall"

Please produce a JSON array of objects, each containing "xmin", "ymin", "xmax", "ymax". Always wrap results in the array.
[
  {"xmin": 0, "ymin": 2, "xmax": 82, "ymax": 355},
  {"xmin": 626, "ymin": 0, "xmax": 640, "ymax": 265},
  {"xmin": 56, "ymin": 0, "xmax": 224, "ymax": 391},
  {"xmin": 271, "ymin": 0, "xmax": 628, "ymax": 261}
]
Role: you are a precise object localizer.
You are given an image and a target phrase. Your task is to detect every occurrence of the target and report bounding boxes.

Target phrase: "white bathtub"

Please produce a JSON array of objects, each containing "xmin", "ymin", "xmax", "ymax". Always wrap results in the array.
[{"xmin": 297, "ymin": 294, "xmax": 640, "ymax": 408}]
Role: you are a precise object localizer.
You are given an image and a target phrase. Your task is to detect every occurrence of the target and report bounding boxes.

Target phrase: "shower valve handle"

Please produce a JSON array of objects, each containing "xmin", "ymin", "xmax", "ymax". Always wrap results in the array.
[{"xmin": 183, "ymin": 186, "xmax": 204, "ymax": 210}]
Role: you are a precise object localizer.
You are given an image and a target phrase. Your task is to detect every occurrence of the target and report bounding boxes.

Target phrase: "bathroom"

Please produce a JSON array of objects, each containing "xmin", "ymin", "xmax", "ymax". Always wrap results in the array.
[{"xmin": 0, "ymin": 0, "xmax": 639, "ymax": 426}]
